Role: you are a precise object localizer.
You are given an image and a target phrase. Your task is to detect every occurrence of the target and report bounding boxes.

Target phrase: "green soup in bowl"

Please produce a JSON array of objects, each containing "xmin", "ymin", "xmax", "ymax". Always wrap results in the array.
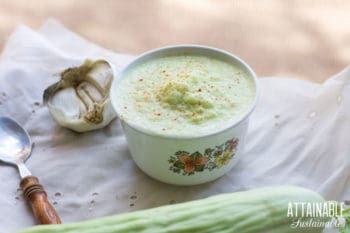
[{"xmin": 111, "ymin": 45, "xmax": 258, "ymax": 185}]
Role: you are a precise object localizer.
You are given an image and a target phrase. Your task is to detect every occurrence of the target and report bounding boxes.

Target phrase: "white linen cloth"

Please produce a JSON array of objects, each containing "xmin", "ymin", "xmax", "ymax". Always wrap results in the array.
[{"xmin": 0, "ymin": 19, "xmax": 349, "ymax": 233}]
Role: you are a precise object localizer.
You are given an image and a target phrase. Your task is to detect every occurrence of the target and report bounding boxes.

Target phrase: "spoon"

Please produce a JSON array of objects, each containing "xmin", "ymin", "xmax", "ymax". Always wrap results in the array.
[{"xmin": 0, "ymin": 116, "xmax": 61, "ymax": 224}]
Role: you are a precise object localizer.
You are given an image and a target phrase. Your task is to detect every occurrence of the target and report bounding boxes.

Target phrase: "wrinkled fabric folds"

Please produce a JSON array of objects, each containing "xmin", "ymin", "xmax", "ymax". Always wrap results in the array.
[{"xmin": 0, "ymin": 20, "xmax": 348, "ymax": 233}]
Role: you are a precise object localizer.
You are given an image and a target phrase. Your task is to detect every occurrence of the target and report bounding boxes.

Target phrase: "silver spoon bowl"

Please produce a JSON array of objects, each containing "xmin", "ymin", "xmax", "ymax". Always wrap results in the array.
[{"xmin": 0, "ymin": 117, "xmax": 32, "ymax": 178}]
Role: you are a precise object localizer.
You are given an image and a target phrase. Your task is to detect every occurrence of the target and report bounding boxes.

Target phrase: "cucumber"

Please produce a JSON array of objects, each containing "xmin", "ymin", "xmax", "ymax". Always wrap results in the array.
[{"xmin": 16, "ymin": 186, "xmax": 327, "ymax": 233}]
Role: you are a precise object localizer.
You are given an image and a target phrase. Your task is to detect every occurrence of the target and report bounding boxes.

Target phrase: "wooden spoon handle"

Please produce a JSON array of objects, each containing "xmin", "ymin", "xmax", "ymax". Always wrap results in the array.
[{"xmin": 20, "ymin": 176, "xmax": 61, "ymax": 224}]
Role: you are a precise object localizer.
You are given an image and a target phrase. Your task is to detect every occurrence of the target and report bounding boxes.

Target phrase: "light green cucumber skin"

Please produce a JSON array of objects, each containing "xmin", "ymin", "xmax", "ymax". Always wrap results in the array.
[{"xmin": 16, "ymin": 186, "xmax": 326, "ymax": 233}]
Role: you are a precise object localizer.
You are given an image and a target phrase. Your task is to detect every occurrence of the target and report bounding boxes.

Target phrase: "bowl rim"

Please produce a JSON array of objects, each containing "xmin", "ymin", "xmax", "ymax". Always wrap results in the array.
[{"xmin": 110, "ymin": 44, "xmax": 259, "ymax": 139}]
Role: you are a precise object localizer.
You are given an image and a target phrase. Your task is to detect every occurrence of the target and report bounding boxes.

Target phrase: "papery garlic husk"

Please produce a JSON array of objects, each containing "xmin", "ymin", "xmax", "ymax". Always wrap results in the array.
[{"xmin": 44, "ymin": 59, "xmax": 117, "ymax": 132}]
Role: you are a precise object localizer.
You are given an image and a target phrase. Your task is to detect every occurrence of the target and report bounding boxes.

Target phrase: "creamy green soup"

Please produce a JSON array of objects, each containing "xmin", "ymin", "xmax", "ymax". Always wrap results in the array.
[{"xmin": 115, "ymin": 55, "xmax": 255, "ymax": 137}]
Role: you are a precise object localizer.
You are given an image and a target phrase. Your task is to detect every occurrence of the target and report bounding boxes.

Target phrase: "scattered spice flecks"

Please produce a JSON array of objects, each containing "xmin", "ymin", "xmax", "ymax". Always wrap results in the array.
[
  {"xmin": 88, "ymin": 192, "xmax": 100, "ymax": 212},
  {"xmin": 88, "ymin": 199, "xmax": 96, "ymax": 212},
  {"xmin": 54, "ymin": 192, "xmax": 62, "ymax": 197}
]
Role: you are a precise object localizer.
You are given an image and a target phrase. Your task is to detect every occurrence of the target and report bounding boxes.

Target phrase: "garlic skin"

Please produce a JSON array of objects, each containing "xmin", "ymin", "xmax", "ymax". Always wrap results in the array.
[{"xmin": 44, "ymin": 60, "xmax": 117, "ymax": 132}]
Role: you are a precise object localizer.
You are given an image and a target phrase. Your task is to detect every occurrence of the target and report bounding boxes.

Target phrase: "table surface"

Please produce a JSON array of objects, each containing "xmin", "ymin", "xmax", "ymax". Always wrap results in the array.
[{"xmin": 0, "ymin": 0, "xmax": 349, "ymax": 83}]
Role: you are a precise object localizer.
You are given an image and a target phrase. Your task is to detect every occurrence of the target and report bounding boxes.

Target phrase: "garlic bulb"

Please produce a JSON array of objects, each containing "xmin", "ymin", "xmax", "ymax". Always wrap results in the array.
[{"xmin": 44, "ymin": 59, "xmax": 117, "ymax": 132}]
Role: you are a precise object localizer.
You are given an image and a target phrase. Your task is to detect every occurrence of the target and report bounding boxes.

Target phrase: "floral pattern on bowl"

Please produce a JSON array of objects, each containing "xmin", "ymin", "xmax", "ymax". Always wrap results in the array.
[{"xmin": 168, "ymin": 138, "xmax": 239, "ymax": 175}]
